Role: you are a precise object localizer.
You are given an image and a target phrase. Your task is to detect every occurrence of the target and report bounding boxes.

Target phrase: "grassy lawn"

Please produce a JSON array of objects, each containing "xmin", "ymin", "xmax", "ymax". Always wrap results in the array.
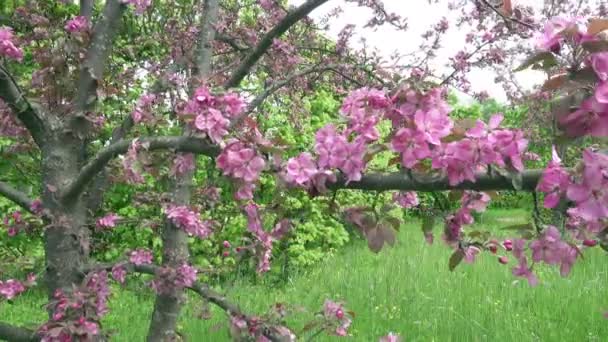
[{"xmin": 2, "ymin": 209, "xmax": 607, "ymax": 341}]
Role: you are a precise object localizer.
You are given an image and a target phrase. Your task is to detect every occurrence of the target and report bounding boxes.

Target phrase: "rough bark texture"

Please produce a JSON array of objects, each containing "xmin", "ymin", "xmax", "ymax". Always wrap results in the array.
[{"xmin": 41, "ymin": 134, "xmax": 89, "ymax": 304}]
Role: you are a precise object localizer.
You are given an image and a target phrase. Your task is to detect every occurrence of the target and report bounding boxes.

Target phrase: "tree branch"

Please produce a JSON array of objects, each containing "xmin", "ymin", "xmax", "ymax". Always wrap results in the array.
[
  {"xmin": 73, "ymin": 0, "xmax": 126, "ymax": 116},
  {"xmin": 234, "ymin": 63, "xmax": 338, "ymax": 126},
  {"xmin": 0, "ymin": 322, "xmax": 37, "ymax": 342},
  {"xmin": 478, "ymin": 0, "xmax": 535, "ymax": 29},
  {"xmin": 60, "ymin": 136, "xmax": 220, "ymax": 203},
  {"xmin": 215, "ymin": 32, "xmax": 249, "ymax": 52},
  {"xmin": 223, "ymin": 0, "xmax": 329, "ymax": 88},
  {"xmin": 331, "ymin": 169, "xmax": 544, "ymax": 192},
  {"xmin": 80, "ymin": 0, "xmax": 94, "ymax": 18},
  {"xmin": 0, "ymin": 181, "xmax": 34, "ymax": 214},
  {"xmin": 0, "ymin": 65, "xmax": 46, "ymax": 146}
]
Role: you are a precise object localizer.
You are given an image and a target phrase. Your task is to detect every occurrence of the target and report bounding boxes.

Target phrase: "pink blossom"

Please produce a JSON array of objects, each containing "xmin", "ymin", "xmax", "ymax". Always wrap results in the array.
[
  {"xmin": 537, "ymin": 146, "xmax": 570, "ymax": 208},
  {"xmin": 323, "ymin": 300, "xmax": 352, "ymax": 336},
  {"xmin": 512, "ymin": 257, "xmax": 538, "ymax": 286},
  {"xmin": 175, "ymin": 263, "xmax": 197, "ymax": 288},
  {"xmin": 592, "ymin": 52, "xmax": 608, "ymax": 81},
  {"xmin": 333, "ymin": 140, "xmax": 366, "ymax": 182},
  {"xmin": 235, "ymin": 182, "xmax": 255, "ymax": 200},
  {"xmin": 285, "ymin": 152, "xmax": 318, "ymax": 185},
  {"xmin": 414, "ymin": 108, "xmax": 453, "ymax": 145},
  {"xmin": 30, "ymin": 199, "xmax": 43, "ymax": 215},
  {"xmin": 0, "ymin": 279, "xmax": 26, "ymax": 300},
  {"xmin": 315, "ymin": 124, "xmax": 348, "ymax": 169},
  {"xmin": 131, "ymin": 94, "xmax": 157, "ymax": 124},
  {"xmin": 170, "ymin": 153, "xmax": 195, "ymax": 177},
  {"xmin": 219, "ymin": 92, "xmax": 246, "ymax": 118},
  {"xmin": 194, "ymin": 108, "xmax": 230, "ymax": 143},
  {"xmin": 216, "ymin": 141, "xmax": 266, "ymax": 182},
  {"xmin": 0, "ymin": 26, "xmax": 23, "ymax": 61},
  {"xmin": 129, "ymin": 249, "xmax": 153, "ymax": 265},
  {"xmin": 529, "ymin": 226, "xmax": 578, "ymax": 276},
  {"xmin": 391, "ymin": 128, "xmax": 431, "ymax": 168},
  {"xmin": 122, "ymin": 139, "xmax": 145, "ymax": 183},
  {"xmin": 393, "ymin": 191, "xmax": 419, "ymax": 208},
  {"xmin": 464, "ymin": 246, "xmax": 481, "ymax": 263},
  {"xmin": 165, "ymin": 205, "xmax": 213, "ymax": 239},
  {"xmin": 96, "ymin": 213, "xmax": 120, "ymax": 229},
  {"xmin": 111, "ymin": 264, "xmax": 127, "ymax": 284},
  {"xmin": 433, "ymin": 140, "xmax": 478, "ymax": 186},
  {"xmin": 560, "ymin": 97, "xmax": 608, "ymax": 138},
  {"xmin": 64, "ymin": 16, "xmax": 89, "ymax": 33}
]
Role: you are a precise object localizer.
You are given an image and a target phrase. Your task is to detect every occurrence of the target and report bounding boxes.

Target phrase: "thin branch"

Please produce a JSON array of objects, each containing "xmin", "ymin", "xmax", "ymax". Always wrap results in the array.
[
  {"xmin": 223, "ymin": 0, "xmax": 329, "ymax": 88},
  {"xmin": 478, "ymin": 0, "xmax": 535, "ymax": 29},
  {"xmin": 0, "ymin": 321, "xmax": 37, "ymax": 342},
  {"xmin": 0, "ymin": 64, "xmax": 46, "ymax": 146},
  {"xmin": 0, "ymin": 181, "xmax": 34, "ymax": 213},
  {"xmin": 60, "ymin": 136, "xmax": 219, "ymax": 203},
  {"xmin": 236, "ymin": 63, "xmax": 338, "ymax": 125},
  {"xmin": 73, "ymin": 0, "xmax": 126, "ymax": 117},
  {"xmin": 215, "ymin": 32, "xmax": 249, "ymax": 52}
]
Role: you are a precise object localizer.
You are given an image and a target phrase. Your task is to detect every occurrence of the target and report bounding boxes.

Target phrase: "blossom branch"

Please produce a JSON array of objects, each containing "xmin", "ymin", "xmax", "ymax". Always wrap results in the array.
[
  {"xmin": 0, "ymin": 181, "xmax": 35, "ymax": 214},
  {"xmin": 60, "ymin": 136, "xmax": 220, "ymax": 204},
  {"xmin": 0, "ymin": 321, "xmax": 37, "ymax": 342},
  {"xmin": 0, "ymin": 64, "xmax": 46, "ymax": 146},
  {"xmin": 223, "ymin": 0, "xmax": 329, "ymax": 88}
]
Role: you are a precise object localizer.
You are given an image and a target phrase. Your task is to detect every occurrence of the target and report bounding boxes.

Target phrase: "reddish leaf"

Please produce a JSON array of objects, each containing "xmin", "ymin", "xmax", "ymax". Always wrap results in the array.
[
  {"xmin": 367, "ymin": 228, "xmax": 384, "ymax": 253},
  {"xmin": 449, "ymin": 249, "xmax": 465, "ymax": 271},
  {"xmin": 379, "ymin": 224, "xmax": 396, "ymax": 246},
  {"xmin": 541, "ymin": 74, "xmax": 567, "ymax": 91},
  {"xmin": 587, "ymin": 19, "xmax": 608, "ymax": 35},
  {"xmin": 582, "ymin": 40, "xmax": 608, "ymax": 53},
  {"xmin": 502, "ymin": 0, "xmax": 513, "ymax": 15}
]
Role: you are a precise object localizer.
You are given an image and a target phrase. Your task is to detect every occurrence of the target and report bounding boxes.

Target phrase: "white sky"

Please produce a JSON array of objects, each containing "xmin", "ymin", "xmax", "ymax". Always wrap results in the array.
[{"xmin": 289, "ymin": 0, "xmax": 546, "ymax": 102}]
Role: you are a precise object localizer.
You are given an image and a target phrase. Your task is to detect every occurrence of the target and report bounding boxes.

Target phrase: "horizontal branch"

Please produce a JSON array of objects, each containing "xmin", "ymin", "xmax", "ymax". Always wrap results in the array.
[
  {"xmin": 0, "ymin": 181, "xmax": 34, "ymax": 213},
  {"xmin": 223, "ymin": 0, "xmax": 329, "ymax": 88},
  {"xmin": 332, "ymin": 169, "xmax": 544, "ymax": 192},
  {"xmin": 0, "ymin": 321, "xmax": 37, "ymax": 342},
  {"xmin": 215, "ymin": 32, "xmax": 249, "ymax": 52},
  {"xmin": 0, "ymin": 65, "xmax": 46, "ymax": 146},
  {"xmin": 60, "ymin": 136, "xmax": 220, "ymax": 203}
]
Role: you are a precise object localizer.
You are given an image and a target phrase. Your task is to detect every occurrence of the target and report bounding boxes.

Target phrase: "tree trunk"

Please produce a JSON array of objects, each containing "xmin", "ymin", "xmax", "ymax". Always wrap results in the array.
[{"xmin": 41, "ymin": 134, "xmax": 89, "ymax": 305}]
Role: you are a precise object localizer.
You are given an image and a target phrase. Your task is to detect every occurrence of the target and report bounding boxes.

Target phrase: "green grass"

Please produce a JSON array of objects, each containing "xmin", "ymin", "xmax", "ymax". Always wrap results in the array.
[{"xmin": 2, "ymin": 209, "xmax": 608, "ymax": 341}]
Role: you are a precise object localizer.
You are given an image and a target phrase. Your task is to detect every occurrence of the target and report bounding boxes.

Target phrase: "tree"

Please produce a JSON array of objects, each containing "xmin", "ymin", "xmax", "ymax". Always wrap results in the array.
[{"xmin": 0, "ymin": 0, "xmax": 606, "ymax": 341}]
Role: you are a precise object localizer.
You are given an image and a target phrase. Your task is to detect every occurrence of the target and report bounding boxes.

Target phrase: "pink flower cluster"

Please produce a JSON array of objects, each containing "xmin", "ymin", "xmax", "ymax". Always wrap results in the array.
[
  {"xmin": 2, "ymin": 210, "xmax": 26, "ymax": 237},
  {"xmin": 131, "ymin": 94, "xmax": 158, "ymax": 124},
  {"xmin": 0, "ymin": 279, "xmax": 25, "ymax": 300},
  {"xmin": 443, "ymin": 191, "xmax": 490, "ymax": 244},
  {"xmin": 129, "ymin": 248, "xmax": 153, "ymax": 265},
  {"xmin": 96, "ymin": 213, "xmax": 120, "ymax": 229},
  {"xmin": 170, "ymin": 153, "xmax": 195, "ymax": 177},
  {"xmin": 0, "ymin": 26, "xmax": 23, "ymax": 61},
  {"xmin": 165, "ymin": 205, "xmax": 214, "ymax": 239},
  {"xmin": 39, "ymin": 272, "xmax": 108, "ymax": 341},
  {"xmin": 151, "ymin": 263, "xmax": 197, "ymax": 294},
  {"xmin": 244, "ymin": 203, "xmax": 291, "ymax": 273},
  {"xmin": 323, "ymin": 300, "xmax": 352, "ymax": 336},
  {"xmin": 393, "ymin": 191, "xmax": 419, "ymax": 209},
  {"xmin": 183, "ymin": 86, "xmax": 246, "ymax": 144},
  {"xmin": 64, "ymin": 16, "xmax": 89, "ymax": 34},
  {"xmin": 216, "ymin": 139, "xmax": 266, "ymax": 200}
]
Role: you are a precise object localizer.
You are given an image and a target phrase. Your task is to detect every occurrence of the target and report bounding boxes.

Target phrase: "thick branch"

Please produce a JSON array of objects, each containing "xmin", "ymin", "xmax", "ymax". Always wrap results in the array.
[
  {"xmin": 332, "ymin": 169, "xmax": 544, "ymax": 192},
  {"xmin": 215, "ymin": 32, "xmax": 249, "ymax": 52},
  {"xmin": 0, "ymin": 322, "xmax": 37, "ymax": 342},
  {"xmin": 80, "ymin": 0, "xmax": 94, "ymax": 18},
  {"xmin": 0, "ymin": 181, "xmax": 34, "ymax": 213},
  {"xmin": 0, "ymin": 65, "xmax": 46, "ymax": 146},
  {"xmin": 223, "ymin": 0, "xmax": 329, "ymax": 88},
  {"xmin": 60, "ymin": 136, "xmax": 219, "ymax": 203},
  {"xmin": 74, "ymin": 0, "xmax": 126, "ymax": 115}
]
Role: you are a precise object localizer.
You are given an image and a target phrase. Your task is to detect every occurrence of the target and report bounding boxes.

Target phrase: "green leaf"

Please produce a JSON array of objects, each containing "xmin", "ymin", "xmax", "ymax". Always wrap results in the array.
[
  {"xmin": 514, "ymin": 51, "xmax": 556, "ymax": 72},
  {"xmin": 449, "ymin": 250, "xmax": 465, "ymax": 272}
]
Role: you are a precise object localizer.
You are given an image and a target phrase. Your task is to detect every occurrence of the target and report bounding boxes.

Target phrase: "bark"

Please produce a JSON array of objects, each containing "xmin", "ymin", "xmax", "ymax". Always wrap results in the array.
[
  {"xmin": 0, "ymin": 181, "xmax": 34, "ymax": 214},
  {"xmin": 41, "ymin": 134, "xmax": 89, "ymax": 309}
]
